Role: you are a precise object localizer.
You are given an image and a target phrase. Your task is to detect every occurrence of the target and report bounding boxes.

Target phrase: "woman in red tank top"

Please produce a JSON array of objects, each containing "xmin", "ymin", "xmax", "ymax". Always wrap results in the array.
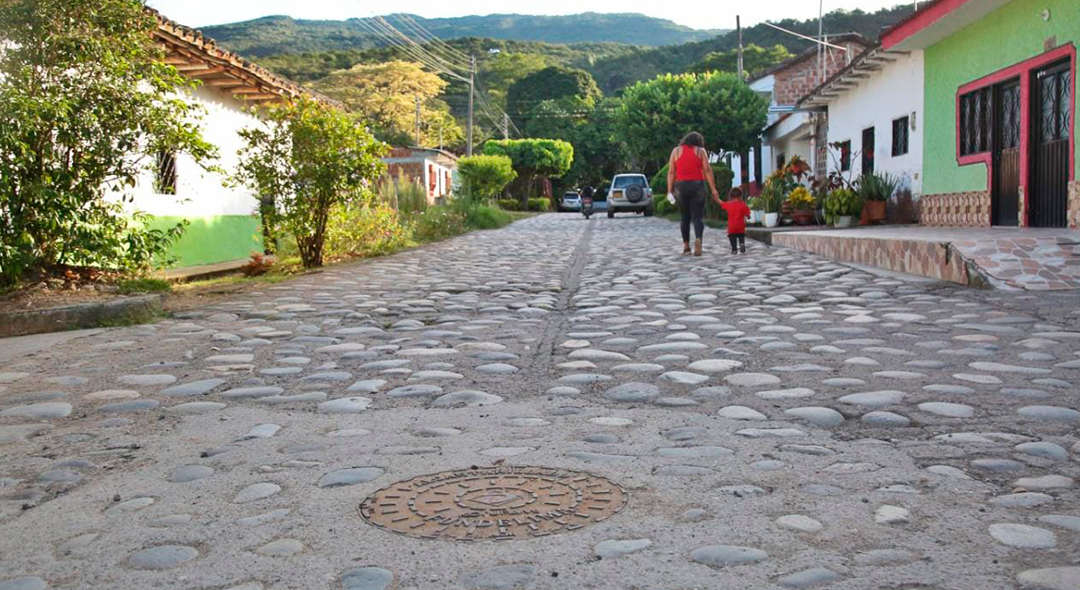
[{"xmin": 666, "ymin": 132, "xmax": 720, "ymax": 256}]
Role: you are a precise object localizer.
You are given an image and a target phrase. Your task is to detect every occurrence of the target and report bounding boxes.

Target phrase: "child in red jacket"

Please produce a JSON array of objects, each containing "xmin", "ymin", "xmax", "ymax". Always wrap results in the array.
[{"xmin": 719, "ymin": 187, "xmax": 751, "ymax": 254}]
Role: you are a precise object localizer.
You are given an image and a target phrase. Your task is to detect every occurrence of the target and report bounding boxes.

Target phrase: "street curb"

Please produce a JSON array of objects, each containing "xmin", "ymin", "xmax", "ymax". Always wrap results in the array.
[{"xmin": 0, "ymin": 294, "xmax": 164, "ymax": 339}]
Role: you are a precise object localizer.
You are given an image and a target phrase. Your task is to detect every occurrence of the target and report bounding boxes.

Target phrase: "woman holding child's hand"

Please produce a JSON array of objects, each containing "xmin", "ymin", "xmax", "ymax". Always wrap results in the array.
[{"xmin": 665, "ymin": 131, "xmax": 720, "ymax": 257}]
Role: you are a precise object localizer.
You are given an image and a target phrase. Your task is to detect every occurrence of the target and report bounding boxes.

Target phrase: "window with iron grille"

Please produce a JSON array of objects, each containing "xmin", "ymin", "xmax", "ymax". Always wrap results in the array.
[
  {"xmin": 154, "ymin": 150, "xmax": 177, "ymax": 195},
  {"xmin": 839, "ymin": 141, "xmax": 851, "ymax": 172},
  {"xmin": 959, "ymin": 86, "xmax": 992, "ymax": 156},
  {"xmin": 775, "ymin": 153, "xmax": 785, "ymax": 171},
  {"xmin": 892, "ymin": 116, "xmax": 909, "ymax": 156}
]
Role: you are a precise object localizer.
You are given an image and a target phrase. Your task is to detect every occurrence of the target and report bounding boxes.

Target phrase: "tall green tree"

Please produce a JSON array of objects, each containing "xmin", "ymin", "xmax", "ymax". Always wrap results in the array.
[
  {"xmin": 483, "ymin": 52, "xmax": 550, "ymax": 111},
  {"xmin": 524, "ymin": 97, "xmax": 628, "ymax": 191},
  {"xmin": 483, "ymin": 139, "xmax": 574, "ymax": 205},
  {"xmin": 0, "ymin": 0, "xmax": 216, "ymax": 286},
  {"xmin": 507, "ymin": 66, "xmax": 603, "ymax": 129},
  {"xmin": 235, "ymin": 97, "xmax": 388, "ymax": 269},
  {"xmin": 688, "ymin": 44, "xmax": 794, "ymax": 78},
  {"xmin": 615, "ymin": 72, "xmax": 768, "ymax": 173},
  {"xmin": 312, "ymin": 60, "xmax": 464, "ymax": 148}
]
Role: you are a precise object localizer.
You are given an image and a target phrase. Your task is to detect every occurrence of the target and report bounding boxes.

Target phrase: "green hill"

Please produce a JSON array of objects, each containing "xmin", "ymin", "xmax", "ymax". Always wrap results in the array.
[{"xmin": 201, "ymin": 13, "xmax": 726, "ymax": 57}]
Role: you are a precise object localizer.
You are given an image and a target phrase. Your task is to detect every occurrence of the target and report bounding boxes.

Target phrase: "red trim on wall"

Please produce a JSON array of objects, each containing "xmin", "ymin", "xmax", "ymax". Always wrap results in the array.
[
  {"xmin": 953, "ymin": 44, "xmax": 1076, "ymax": 226},
  {"xmin": 882, "ymin": 0, "xmax": 967, "ymax": 50}
]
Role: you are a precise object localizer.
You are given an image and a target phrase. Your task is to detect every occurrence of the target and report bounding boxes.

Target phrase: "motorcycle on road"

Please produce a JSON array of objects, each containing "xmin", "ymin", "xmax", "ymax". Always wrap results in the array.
[{"xmin": 580, "ymin": 187, "xmax": 594, "ymax": 220}]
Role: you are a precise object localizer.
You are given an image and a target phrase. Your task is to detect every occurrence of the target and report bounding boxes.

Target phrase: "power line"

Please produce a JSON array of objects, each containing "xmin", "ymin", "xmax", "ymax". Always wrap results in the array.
[{"xmin": 392, "ymin": 14, "xmax": 473, "ymax": 69}]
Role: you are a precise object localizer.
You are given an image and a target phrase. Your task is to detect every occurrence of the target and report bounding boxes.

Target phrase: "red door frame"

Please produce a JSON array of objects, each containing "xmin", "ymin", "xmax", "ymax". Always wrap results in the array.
[{"xmin": 954, "ymin": 43, "xmax": 1076, "ymax": 226}]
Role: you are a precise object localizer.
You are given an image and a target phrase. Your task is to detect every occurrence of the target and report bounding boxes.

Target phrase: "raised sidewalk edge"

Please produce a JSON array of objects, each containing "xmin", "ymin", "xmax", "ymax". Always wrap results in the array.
[{"xmin": 0, "ymin": 295, "xmax": 164, "ymax": 339}]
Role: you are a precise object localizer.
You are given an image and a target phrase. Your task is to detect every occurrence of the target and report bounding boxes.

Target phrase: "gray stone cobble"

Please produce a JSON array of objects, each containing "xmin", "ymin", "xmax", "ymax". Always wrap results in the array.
[{"xmin": 1, "ymin": 214, "xmax": 1078, "ymax": 589}]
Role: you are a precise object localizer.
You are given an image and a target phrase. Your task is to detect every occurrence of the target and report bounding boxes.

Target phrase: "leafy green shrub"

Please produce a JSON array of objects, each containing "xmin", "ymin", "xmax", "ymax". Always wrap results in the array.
[
  {"xmin": 527, "ymin": 198, "xmax": 551, "ymax": 212},
  {"xmin": 325, "ymin": 201, "xmax": 412, "ymax": 260},
  {"xmin": 411, "ymin": 207, "xmax": 467, "ymax": 243},
  {"xmin": 496, "ymin": 199, "xmax": 523, "ymax": 211},
  {"xmin": 375, "ymin": 171, "xmax": 427, "ymax": 214},
  {"xmin": 0, "ymin": 0, "xmax": 217, "ymax": 287},
  {"xmin": 468, "ymin": 206, "xmax": 512, "ymax": 229},
  {"xmin": 458, "ymin": 155, "xmax": 516, "ymax": 201},
  {"xmin": 235, "ymin": 97, "xmax": 388, "ymax": 268},
  {"xmin": 652, "ymin": 194, "xmax": 676, "ymax": 215}
]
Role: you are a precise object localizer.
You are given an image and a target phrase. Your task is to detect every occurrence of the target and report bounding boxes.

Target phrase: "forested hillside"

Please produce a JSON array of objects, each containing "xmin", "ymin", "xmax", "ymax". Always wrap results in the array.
[
  {"xmin": 587, "ymin": 5, "xmax": 916, "ymax": 93},
  {"xmin": 202, "ymin": 13, "xmax": 726, "ymax": 57}
]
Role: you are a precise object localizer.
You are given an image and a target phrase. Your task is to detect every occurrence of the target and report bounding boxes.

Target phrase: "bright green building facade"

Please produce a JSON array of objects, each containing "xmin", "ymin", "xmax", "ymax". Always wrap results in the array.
[{"xmin": 885, "ymin": 0, "xmax": 1077, "ymax": 227}]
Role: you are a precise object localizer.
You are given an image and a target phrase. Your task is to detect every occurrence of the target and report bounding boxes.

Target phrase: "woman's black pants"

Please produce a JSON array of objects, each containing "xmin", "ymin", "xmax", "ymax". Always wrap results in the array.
[{"xmin": 675, "ymin": 181, "xmax": 706, "ymax": 242}]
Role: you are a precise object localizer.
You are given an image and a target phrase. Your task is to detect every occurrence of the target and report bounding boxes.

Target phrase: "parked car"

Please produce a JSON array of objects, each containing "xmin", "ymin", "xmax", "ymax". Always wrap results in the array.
[
  {"xmin": 559, "ymin": 190, "xmax": 582, "ymax": 212},
  {"xmin": 606, "ymin": 174, "xmax": 653, "ymax": 218}
]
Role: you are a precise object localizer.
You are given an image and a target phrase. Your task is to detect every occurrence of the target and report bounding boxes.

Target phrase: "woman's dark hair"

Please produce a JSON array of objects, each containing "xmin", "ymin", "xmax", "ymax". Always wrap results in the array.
[{"xmin": 680, "ymin": 132, "xmax": 705, "ymax": 148}]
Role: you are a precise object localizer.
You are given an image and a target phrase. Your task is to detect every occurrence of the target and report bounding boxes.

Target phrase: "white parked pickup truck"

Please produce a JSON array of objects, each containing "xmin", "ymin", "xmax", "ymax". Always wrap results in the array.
[{"xmin": 605, "ymin": 173, "xmax": 653, "ymax": 218}]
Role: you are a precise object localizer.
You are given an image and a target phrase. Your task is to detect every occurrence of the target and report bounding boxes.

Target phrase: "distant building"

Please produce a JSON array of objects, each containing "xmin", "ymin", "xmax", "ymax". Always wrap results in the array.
[
  {"xmin": 382, "ymin": 147, "xmax": 457, "ymax": 205},
  {"xmin": 732, "ymin": 33, "xmax": 871, "ymax": 192},
  {"xmin": 797, "ymin": 44, "xmax": 925, "ymax": 203}
]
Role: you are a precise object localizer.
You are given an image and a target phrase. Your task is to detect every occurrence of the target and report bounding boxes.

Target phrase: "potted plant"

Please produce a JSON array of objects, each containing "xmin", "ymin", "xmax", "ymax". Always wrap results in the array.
[
  {"xmin": 747, "ymin": 195, "xmax": 764, "ymax": 225},
  {"xmin": 787, "ymin": 186, "xmax": 815, "ymax": 225},
  {"xmin": 824, "ymin": 188, "xmax": 862, "ymax": 228},
  {"xmin": 857, "ymin": 172, "xmax": 898, "ymax": 225},
  {"xmin": 760, "ymin": 179, "xmax": 782, "ymax": 228}
]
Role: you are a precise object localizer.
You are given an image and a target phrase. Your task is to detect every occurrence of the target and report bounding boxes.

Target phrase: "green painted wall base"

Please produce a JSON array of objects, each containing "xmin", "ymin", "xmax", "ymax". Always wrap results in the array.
[{"xmin": 147, "ymin": 215, "xmax": 263, "ymax": 268}]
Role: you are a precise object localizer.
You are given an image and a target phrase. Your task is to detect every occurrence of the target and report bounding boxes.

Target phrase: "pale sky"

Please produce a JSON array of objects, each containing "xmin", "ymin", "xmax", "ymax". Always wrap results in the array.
[{"xmin": 146, "ymin": 0, "xmax": 906, "ymax": 32}]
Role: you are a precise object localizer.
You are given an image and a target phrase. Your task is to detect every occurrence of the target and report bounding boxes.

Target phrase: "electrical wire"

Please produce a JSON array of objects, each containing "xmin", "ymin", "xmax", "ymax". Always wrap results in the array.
[{"xmin": 352, "ymin": 2, "xmax": 524, "ymax": 139}]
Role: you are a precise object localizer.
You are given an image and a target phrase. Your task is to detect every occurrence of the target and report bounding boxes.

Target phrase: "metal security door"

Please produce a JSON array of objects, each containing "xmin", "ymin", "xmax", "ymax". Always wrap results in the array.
[
  {"xmin": 1030, "ymin": 60, "xmax": 1071, "ymax": 227},
  {"xmin": 992, "ymin": 81, "xmax": 1021, "ymax": 226}
]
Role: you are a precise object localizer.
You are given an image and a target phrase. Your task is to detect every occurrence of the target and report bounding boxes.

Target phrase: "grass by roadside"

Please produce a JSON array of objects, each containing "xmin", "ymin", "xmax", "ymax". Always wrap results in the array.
[{"xmin": 165, "ymin": 204, "xmax": 534, "ymax": 314}]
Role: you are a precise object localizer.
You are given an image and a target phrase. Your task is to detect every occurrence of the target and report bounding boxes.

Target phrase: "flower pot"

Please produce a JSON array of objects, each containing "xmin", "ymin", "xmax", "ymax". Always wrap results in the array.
[
  {"xmin": 835, "ymin": 215, "xmax": 853, "ymax": 228},
  {"xmin": 792, "ymin": 210, "xmax": 815, "ymax": 225},
  {"xmin": 750, "ymin": 210, "xmax": 764, "ymax": 224},
  {"xmin": 863, "ymin": 200, "xmax": 886, "ymax": 224},
  {"xmin": 764, "ymin": 212, "xmax": 780, "ymax": 228}
]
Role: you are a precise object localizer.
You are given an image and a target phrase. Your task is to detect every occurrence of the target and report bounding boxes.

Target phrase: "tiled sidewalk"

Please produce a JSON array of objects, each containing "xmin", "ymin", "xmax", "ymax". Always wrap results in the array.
[{"xmin": 768, "ymin": 226, "xmax": 1080, "ymax": 290}]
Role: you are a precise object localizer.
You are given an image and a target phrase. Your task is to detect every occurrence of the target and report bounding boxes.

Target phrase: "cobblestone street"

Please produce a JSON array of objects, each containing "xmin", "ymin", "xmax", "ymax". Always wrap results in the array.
[{"xmin": 1, "ymin": 214, "xmax": 1079, "ymax": 590}]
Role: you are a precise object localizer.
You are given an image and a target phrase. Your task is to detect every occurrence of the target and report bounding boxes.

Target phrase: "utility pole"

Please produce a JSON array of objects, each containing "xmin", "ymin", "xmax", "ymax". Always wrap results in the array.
[
  {"xmin": 736, "ymin": 16, "xmax": 743, "ymax": 81},
  {"xmin": 439, "ymin": 122, "xmax": 444, "ymax": 151},
  {"xmin": 467, "ymin": 55, "xmax": 476, "ymax": 157},
  {"xmin": 503, "ymin": 113, "xmax": 510, "ymax": 140},
  {"xmin": 818, "ymin": 0, "xmax": 825, "ymax": 83},
  {"xmin": 415, "ymin": 96, "xmax": 421, "ymax": 147}
]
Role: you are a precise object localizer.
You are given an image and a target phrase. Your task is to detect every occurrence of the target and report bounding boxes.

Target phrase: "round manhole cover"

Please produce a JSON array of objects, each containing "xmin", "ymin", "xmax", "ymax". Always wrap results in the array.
[{"xmin": 359, "ymin": 465, "xmax": 629, "ymax": 541}]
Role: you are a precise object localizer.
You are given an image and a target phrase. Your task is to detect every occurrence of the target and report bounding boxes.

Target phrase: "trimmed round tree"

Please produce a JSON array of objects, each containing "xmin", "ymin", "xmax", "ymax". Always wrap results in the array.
[
  {"xmin": 457, "ymin": 155, "xmax": 517, "ymax": 202},
  {"xmin": 615, "ymin": 72, "xmax": 768, "ymax": 173},
  {"xmin": 482, "ymin": 139, "xmax": 574, "ymax": 206}
]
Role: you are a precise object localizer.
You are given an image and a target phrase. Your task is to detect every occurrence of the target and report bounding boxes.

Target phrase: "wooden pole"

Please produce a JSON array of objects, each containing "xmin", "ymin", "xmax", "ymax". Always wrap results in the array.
[
  {"xmin": 736, "ymin": 16, "xmax": 743, "ymax": 81},
  {"xmin": 467, "ymin": 56, "xmax": 475, "ymax": 156}
]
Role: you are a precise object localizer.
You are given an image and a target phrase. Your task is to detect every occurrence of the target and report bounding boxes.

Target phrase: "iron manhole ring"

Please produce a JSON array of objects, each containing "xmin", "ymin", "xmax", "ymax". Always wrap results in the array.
[{"xmin": 358, "ymin": 465, "xmax": 630, "ymax": 542}]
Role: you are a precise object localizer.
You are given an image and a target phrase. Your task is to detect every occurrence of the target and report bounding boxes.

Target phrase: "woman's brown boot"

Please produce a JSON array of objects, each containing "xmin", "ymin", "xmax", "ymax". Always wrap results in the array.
[
  {"xmin": 693, "ymin": 239, "xmax": 703, "ymax": 257},
  {"xmin": 682, "ymin": 242, "xmax": 691, "ymax": 255}
]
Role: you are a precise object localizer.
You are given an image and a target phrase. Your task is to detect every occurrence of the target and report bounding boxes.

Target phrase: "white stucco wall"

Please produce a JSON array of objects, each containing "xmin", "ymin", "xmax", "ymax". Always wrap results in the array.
[
  {"xmin": 128, "ymin": 84, "xmax": 260, "ymax": 217},
  {"xmin": 825, "ymin": 50, "xmax": 925, "ymax": 197}
]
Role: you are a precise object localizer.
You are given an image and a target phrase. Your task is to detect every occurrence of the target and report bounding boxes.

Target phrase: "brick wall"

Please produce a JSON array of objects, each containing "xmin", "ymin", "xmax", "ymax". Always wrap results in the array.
[
  {"xmin": 919, "ymin": 191, "xmax": 991, "ymax": 226},
  {"xmin": 774, "ymin": 44, "xmax": 865, "ymax": 106}
]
